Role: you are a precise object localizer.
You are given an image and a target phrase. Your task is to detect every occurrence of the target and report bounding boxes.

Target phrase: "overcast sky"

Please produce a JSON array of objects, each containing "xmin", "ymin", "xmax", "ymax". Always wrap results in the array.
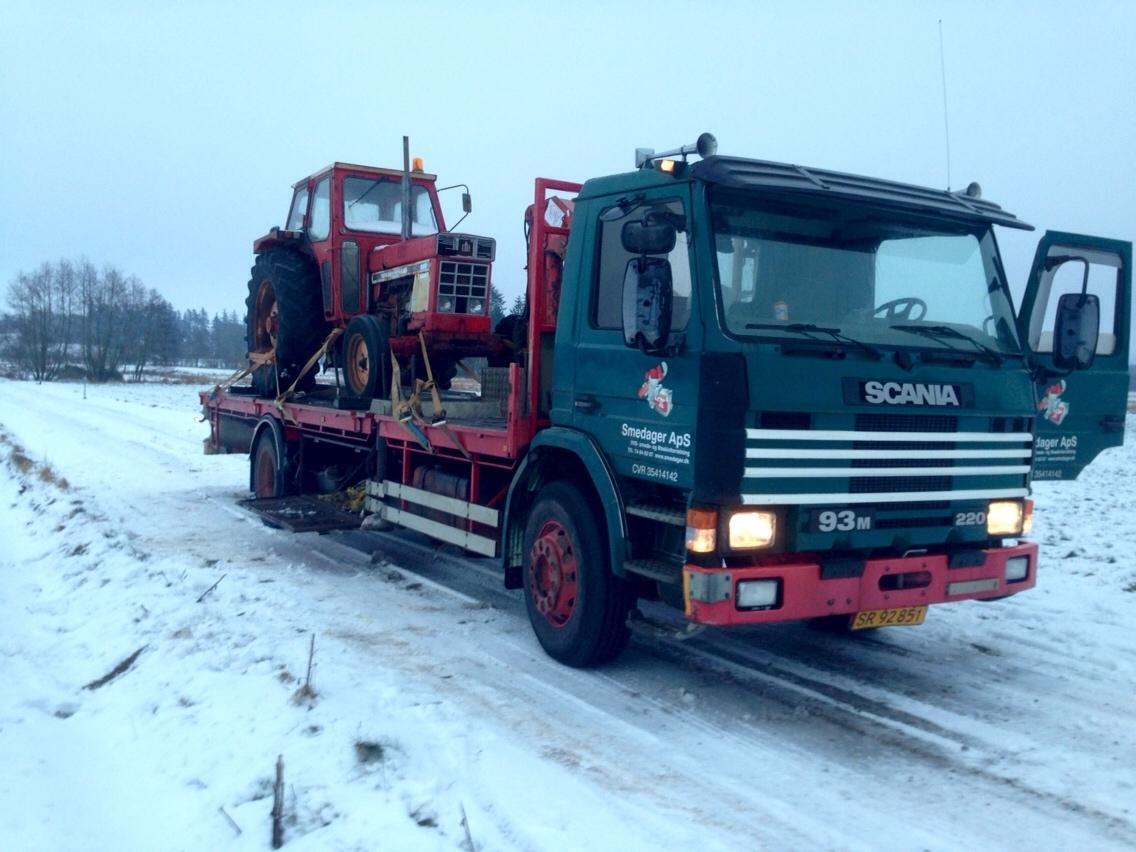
[{"xmin": 2, "ymin": 0, "xmax": 1133, "ymax": 321}]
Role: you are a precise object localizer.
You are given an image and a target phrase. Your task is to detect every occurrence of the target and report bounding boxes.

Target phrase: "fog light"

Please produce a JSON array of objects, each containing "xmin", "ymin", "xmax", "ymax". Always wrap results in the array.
[
  {"xmin": 728, "ymin": 510, "xmax": 776, "ymax": 549},
  {"xmin": 987, "ymin": 500, "xmax": 1024, "ymax": 535},
  {"xmin": 686, "ymin": 508, "xmax": 717, "ymax": 554},
  {"xmin": 1005, "ymin": 556, "xmax": 1029, "ymax": 583},
  {"xmin": 736, "ymin": 579, "xmax": 780, "ymax": 609}
]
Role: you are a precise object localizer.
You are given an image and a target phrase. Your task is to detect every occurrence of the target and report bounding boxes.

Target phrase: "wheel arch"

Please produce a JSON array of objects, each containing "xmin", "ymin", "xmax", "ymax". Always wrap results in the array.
[{"xmin": 502, "ymin": 427, "xmax": 628, "ymax": 589}]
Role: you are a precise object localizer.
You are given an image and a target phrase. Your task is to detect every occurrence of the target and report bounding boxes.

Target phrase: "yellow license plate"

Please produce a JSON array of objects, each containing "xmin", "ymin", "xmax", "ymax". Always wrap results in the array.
[{"xmin": 850, "ymin": 606, "xmax": 927, "ymax": 630}]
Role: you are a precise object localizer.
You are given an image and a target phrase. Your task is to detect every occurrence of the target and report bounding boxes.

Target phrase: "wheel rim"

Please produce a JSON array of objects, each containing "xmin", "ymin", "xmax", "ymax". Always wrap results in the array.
[
  {"xmin": 346, "ymin": 332, "xmax": 371, "ymax": 395},
  {"xmin": 254, "ymin": 443, "xmax": 277, "ymax": 498},
  {"xmin": 254, "ymin": 280, "xmax": 278, "ymax": 351},
  {"xmin": 528, "ymin": 520, "xmax": 578, "ymax": 628}
]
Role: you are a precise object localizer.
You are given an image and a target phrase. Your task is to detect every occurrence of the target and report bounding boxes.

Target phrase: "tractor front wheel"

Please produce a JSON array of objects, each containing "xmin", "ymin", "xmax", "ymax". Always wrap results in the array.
[{"xmin": 342, "ymin": 315, "xmax": 390, "ymax": 400}]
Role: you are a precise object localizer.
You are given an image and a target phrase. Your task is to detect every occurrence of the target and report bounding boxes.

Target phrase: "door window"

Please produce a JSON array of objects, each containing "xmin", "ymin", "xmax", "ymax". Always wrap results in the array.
[
  {"xmin": 1030, "ymin": 248, "xmax": 1121, "ymax": 356},
  {"xmin": 594, "ymin": 199, "xmax": 691, "ymax": 332}
]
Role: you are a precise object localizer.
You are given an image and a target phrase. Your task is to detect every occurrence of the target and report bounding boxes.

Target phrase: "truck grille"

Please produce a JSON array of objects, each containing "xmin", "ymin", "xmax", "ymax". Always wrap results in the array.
[
  {"xmin": 741, "ymin": 414, "xmax": 1032, "ymax": 506},
  {"xmin": 438, "ymin": 261, "xmax": 489, "ymax": 314}
]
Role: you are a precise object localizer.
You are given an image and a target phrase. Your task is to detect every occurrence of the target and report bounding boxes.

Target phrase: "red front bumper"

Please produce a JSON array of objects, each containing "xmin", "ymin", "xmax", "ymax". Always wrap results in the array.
[{"xmin": 683, "ymin": 542, "xmax": 1038, "ymax": 627}]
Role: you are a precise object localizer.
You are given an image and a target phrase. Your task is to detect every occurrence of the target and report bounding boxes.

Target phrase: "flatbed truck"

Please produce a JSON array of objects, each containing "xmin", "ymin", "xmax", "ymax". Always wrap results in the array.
[{"xmin": 202, "ymin": 135, "xmax": 1131, "ymax": 666}]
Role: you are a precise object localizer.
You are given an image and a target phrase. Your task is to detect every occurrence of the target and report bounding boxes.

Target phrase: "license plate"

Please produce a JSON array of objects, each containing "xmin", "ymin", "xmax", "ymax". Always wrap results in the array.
[{"xmin": 850, "ymin": 605, "xmax": 927, "ymax": 630}]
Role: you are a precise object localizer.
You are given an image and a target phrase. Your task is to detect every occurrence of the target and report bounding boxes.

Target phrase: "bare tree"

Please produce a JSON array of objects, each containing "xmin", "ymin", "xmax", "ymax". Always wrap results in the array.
[
  {"xmin": 82, "ymin": 263, "xmax": 130, "ymax": 381},
  {"xmin": 125, "ymin": 285, "xmax": 179, "ymax": 381},
  {"xmin": 5, "ymin": 260, "xmax": 77, "ymax": 380}
]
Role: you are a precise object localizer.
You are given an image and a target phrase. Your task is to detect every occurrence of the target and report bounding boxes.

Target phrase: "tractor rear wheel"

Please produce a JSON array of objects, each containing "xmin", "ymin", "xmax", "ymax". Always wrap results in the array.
[
  {"xmin": 522, "ymin": 481, "xmax": 635, "ymax": 667},
  {"xmin": 342, "ymin": 315, "xmax": 390, "ymax": 400},
  {"xmin": 245, "ymin": 247, "xmax": 326, "ymax": 396}
]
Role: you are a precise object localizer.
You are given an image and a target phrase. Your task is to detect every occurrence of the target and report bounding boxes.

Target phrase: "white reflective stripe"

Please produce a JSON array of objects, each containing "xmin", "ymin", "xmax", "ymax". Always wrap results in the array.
[
  {"xmin": 741, "ymin": 488, "xmax": 1029, "ymax": 506},
  {"xmin": 382, "ymin": 480, "xmax": 499, "ymax": 527},
  {"xmin": 744, "ymin": 465, "xmax": 1031, "ymax": 479},
  {"xmin": 746, "ymin": 448, "xmax": 1031, "ymax": 460},
  {"xmin": 745, "ymin": 429, "xmax": 1033, "ymax": 443},
  {"xmin": 382, "ymin": 506, "xmax": 498, "ymax": 557}
]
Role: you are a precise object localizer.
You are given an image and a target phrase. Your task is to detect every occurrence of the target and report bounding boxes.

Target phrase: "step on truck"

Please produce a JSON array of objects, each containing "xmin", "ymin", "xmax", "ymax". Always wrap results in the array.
[{"xmin": 201, "ymin": 133, "xmax": 1131, "ymax": 667}]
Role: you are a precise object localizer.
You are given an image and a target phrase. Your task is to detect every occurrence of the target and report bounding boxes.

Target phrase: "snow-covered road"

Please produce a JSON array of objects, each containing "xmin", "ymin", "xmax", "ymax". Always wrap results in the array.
[{"xmin": 1, "ymin": 378, "xmax": 1134, "ymax": 851}]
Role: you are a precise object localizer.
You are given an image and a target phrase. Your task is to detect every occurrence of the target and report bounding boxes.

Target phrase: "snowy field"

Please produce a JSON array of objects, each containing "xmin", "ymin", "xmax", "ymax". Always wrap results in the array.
[{"xmin": 1, "ymin": 378, "xmax": 1134, "ymax": 852}]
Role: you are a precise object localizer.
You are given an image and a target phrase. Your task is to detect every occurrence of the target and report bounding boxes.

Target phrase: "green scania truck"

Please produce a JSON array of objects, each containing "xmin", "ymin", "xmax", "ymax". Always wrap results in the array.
[{"xmin": 202, "ymin": 134, "xmax": 1131, "ymax": 666}]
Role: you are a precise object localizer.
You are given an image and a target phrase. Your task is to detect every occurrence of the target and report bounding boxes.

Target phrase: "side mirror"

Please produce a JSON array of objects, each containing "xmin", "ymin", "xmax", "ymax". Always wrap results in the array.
[
  {"xmin": 621, "ymin": 219, "xmax": 676, "ymax": 255},
  {"xmin": 1052, "ymin": 292, "xmax": 1100, "ymax": 370},
  {"xmin": 462, "ymin": 192, "xmax": 472, "ymax": 214},
  {"xmin": 622, "ymin": 257, "xmax": 673, "ymax": 351}
]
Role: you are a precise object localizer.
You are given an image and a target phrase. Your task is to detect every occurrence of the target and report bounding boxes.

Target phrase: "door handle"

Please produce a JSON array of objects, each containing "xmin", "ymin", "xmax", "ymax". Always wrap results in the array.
[{"xmin": 574, "ymin": 395, "xmax": 600, "ymax": 413}]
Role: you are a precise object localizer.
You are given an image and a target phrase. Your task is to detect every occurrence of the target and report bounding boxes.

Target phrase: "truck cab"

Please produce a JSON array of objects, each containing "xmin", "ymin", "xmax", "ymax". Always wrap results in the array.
[{"xmin": 526, "ymin": 143, "xmax": 1129, "ymax": 635}]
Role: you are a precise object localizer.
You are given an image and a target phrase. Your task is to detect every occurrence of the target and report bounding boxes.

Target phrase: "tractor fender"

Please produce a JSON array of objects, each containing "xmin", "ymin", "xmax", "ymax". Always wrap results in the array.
[
  {"xmin": 501, "ymin": 427, "xmax": 628, "ymax": 588},
  {"xmin": 249, "ymin": 415, "xmax": 288, "ymax": 493}
]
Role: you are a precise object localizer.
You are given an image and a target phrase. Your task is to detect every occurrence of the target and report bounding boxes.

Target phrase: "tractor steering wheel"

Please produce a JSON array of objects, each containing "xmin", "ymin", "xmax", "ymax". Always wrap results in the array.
[{"xmin": 874, "ymin": 297, "xmax": 928, "ymax": 322}]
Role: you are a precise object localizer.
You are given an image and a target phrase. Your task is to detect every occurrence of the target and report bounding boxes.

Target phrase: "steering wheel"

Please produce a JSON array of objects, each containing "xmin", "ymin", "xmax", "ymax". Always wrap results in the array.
[{"xmin": 874, "ymin": 297, "xmax": 927, "ymax": 321}]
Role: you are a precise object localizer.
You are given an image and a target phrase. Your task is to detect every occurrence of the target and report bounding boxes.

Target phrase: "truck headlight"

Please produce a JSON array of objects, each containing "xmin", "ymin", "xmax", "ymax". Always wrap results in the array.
[
  {"xmin": 987, "ymin": 500, "xmax": 1024, "ymax": 536},
  {"xmin": 438, "ymin": 296, "xmax": 454, "ymax": 312},
  {"xmin": 728, "ymin": 510, "xmax": 776, "ymax": 549},
  {"xmin": 469, "ymin": 298, "xmax": 484, "ymax": 314}
]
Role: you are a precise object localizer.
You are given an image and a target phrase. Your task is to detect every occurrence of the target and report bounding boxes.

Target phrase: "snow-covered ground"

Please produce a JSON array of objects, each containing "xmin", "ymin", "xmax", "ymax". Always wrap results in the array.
[{"xmin": 1, "ymin": 378, "xmax": 1134, "ymax": 851}]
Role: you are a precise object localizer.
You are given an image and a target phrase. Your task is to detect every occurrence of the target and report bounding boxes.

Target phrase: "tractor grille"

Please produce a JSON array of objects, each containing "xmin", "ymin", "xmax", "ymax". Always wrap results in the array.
[{"xmin": 438, "ymin": 261, "xmax": 489, "ymax": 314}]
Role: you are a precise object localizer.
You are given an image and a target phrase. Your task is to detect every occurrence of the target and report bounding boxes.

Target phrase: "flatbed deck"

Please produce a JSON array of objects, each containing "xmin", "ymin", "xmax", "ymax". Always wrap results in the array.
[{"xmin": 201, "ymin": 362, "xmax": 530, "ymax": 461}]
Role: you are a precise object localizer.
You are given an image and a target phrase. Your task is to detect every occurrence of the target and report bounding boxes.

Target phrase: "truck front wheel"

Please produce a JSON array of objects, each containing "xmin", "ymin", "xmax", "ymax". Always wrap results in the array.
[{"xmin": 522, "ymin": 481, "xmax": 634, "ymax": 667}]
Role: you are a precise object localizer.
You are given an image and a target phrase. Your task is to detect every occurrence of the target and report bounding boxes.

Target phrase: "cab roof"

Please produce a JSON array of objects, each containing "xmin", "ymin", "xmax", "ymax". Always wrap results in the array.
[
  {"xmin": 293, "ymin": 162, "xmax": 438, "ymax": 188},
  {"xmin": 579, "ymin": 154, "xmax": 1033, "ymax": 231}
]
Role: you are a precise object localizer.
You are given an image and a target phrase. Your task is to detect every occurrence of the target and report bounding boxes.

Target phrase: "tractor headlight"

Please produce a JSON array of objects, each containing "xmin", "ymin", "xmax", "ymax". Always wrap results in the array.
[
  {"xmin": 728, "ymin": 510, "xmax": 776, "ymax": 550},
  {"xmin": 987, "ymin": 500, "xmax": 1025, "ymax": 536}
]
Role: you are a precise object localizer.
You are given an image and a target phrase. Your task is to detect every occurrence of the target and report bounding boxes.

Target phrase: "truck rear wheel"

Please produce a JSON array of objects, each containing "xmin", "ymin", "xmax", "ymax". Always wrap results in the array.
[
  {"xmin": 246, "ymin": 247, "xmax": 326, "ymax": 396},
  {"xmin": 251, "ymin": 428, "xmax": 287, "ymax": 498},
  {"xmin": 522, "ymin": 481, "xmax": 634, "ymax": 667},
  {"xmin": 342, "ymin": 315, "xmax": 390, "ymax": 400}
]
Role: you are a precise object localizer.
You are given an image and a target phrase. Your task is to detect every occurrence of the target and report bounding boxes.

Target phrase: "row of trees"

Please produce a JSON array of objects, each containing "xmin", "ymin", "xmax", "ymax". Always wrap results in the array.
[
  {"xmin": 3, "ymin": 258, "xmax": 526, "ymax": 383},
  {"xmin": 2, "ymin": 259, "xmax": 252, "ymax": 381},
  {"xmin": 4, "ymin": 259, "xmax": 179, "ymax": 381}
]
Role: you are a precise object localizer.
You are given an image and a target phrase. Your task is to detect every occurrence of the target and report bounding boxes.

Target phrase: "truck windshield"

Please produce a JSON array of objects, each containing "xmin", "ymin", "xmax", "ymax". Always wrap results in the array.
[
  {"xmin": 711, "ymin": 192, "xmax": 1021, "ymax": 354},
  {"xmin": 343, "ymin": 177, "xmax": 438, "ymax": 236}
]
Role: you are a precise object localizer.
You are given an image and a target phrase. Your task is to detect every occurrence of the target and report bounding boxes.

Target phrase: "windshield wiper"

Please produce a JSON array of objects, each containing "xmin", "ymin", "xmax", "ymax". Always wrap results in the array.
[
  {"xmin": 746, "ymin": 322, "xmax": 884, "ymax": 360},
  {"xmin": 889, "ymin": 324, "xmax": 1005, "ymax": 364}
]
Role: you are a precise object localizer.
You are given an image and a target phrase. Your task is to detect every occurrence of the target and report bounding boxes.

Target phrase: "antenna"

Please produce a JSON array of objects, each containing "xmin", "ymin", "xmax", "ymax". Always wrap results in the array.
[{"xmin": 938, "ymin": 19, "xmax": 952, "ymax": 190}]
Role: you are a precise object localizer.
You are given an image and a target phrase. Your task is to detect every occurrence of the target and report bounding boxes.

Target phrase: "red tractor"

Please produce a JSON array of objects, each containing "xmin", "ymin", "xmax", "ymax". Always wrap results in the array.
[{"xmin": 245, "ymin": 144, "xmax": 499, "ymax": 400}]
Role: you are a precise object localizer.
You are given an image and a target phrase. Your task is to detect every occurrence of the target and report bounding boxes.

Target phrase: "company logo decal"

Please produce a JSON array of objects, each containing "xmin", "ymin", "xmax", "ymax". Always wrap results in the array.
[
  {"xmin": 1038, "ymin": 379, "xmax": 1069, "ymax": 425},
  {"xmin": 638, "ymin": 361, "xmax": 673, "ymax": 417},
  {"xmin": 862, "ymin": 380, "xmax": 961, "ymax": 407}
]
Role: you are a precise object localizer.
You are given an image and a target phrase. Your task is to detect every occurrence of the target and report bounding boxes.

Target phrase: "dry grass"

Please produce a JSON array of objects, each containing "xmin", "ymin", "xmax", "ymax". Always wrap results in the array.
[{"xmin": 1, "ymin": 428, "xmax": 70, "ymax": 490}]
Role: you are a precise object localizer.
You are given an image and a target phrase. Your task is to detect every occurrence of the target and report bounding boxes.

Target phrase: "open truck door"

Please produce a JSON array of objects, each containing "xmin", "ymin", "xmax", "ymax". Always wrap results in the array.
[{"xmin": 1018, "ymin": 231, "xmax": 1132, "ymax": 479}]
